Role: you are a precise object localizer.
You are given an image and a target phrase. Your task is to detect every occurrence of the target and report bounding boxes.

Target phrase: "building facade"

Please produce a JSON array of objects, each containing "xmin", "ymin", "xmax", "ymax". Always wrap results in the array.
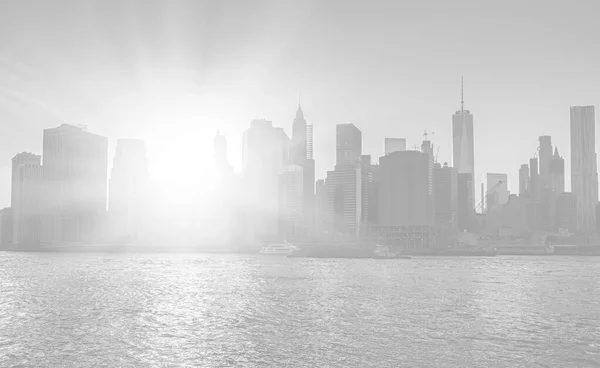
[
  {"xmin": 570, "ymin": 106, "xmax": 598, "ymax": 232},
  {"xmin": 434, "ymin": 162, "xmax": 458, "ymax": 228},
  {"xmin": 11, "ymin": 153, "xmax": 43, "ymax": 249}
]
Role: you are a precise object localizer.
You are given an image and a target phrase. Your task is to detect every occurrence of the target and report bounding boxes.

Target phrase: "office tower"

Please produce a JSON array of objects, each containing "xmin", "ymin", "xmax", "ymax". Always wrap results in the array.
[
  {"xmin": 538, "ymin": 135, "xmax": 553, "ymax": 193},
  {"xmin": 11, "ymin": 153, "xmax": 43, "ymax": 249},
  {"xmin": 279, "ymin": 165, "xmax": 304, "ymax": 240},
  {"xmin": 336, "ymin": 124, "xmax": 362, "ymax": 168},
  {"xmin": 550, "ymin": 147, "xmax": 565, "ymax": 194},
  {"xmin": 0, "ymin": 208, "xmax": 13, "ymax": 249},
  {"xmin": 556, "ymin": 192, "xmax": 577, "ymax": 232},
  {"xmin": 519, "ymin": 164, "xmax": 530, "ymax": 197},
  {"xmin": 108, "ymin": 139, "xmax": 149, "ymax": 242},
  {"xmin": 378, "ymin": 151, "xmax": 432, "ymax": 226},
  {"xmin": 457, "ymin": 173, "xmax": 474, "ymax": 231},
  {"xmin": 314, "ymin": 179, "xmax": 327, "ymax": 235},
  {"xmin": 529, "ymin": 157, "xmax": 539, "ymax": 200},
  {"xmin": 570, "ymin": 106, "xmax": 598, "ymax": 232},
  {"xmin": 242, "ymin": 119, "xmax": 289, "ymax": 242},
  {"xmin": 434, "ymin": 162, "xmax": 458, "ymax": 228},
  {"xmin": 452, "ymin": 78, "xmax": 475, "ymax": 206},
  {"xmin": 486, "ymin": 173, "xmax": 508, "ymax": 212},
  {"xmin": 384, "ymin": 138, "xmax": 406, "ymax": 155},
  {"xmin": 421, "ymin": 138, "xmax": 436, "ymax": 221},
  {"xmin": 41, "ymin": 124, "xmax": 108, "ymax": 245},
  {"xmin": 289, "ymin": 105, "xmax": 316, "ymax": 238}
]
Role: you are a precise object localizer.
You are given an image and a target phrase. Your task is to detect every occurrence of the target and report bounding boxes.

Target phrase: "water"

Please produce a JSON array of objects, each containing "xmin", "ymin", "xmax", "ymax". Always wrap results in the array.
[{"xmin": 1, "ymin": 253, "xmax": 600, "ymax": 367}]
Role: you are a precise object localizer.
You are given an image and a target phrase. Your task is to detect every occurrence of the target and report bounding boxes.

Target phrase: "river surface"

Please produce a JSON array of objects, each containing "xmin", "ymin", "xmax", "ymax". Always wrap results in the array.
[{"xmin": 1, "ymin": 253, "xmax": 600, "ymax": 367}]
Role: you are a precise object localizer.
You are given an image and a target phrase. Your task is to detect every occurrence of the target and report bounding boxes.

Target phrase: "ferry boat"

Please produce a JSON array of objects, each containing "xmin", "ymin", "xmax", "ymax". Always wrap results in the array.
[{"xmin": 259, "ymin": 243, "xmax": 298, "ymax": 255}]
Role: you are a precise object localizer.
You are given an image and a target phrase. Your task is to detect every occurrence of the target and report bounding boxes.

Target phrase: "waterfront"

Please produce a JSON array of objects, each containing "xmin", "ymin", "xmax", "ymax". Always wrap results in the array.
[{"xmin": 1, "ymin": 253, "xmax": 600, "ymax": 367}]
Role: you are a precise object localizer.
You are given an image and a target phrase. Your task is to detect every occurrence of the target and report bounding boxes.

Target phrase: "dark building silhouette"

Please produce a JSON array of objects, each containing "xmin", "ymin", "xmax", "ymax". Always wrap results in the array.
[
  {"xmin": 434, "ymin": 162, "xmax": 458, "ymax": 228},
  {"xmin": 457, "ymin": 173, "xmax": 474, "ymax": 231},
  {"xmin": 378, "ymin": 150, "xmax": 432, "ymax": 226},
  {"xmin": 108, "ymin": 139, "xmax": 149, "ymax": 243},
  {"xmin": 519, "ymin": 164, "xmax": 529, "ymax": 197},
  {"xmin": 41, "ymin": 124, "xmax": 108, "ymax": 245},
  {"xmin": 11, "ymin": 152, "xmax": 43, "ymax": 249}
]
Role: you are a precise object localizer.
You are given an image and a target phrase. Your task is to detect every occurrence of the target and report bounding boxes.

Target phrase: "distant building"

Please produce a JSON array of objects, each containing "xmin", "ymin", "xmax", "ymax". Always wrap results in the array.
[
  {"xmin": 550, "ymin": 147, "xmax": 565, "ymax": 194},
  {"xmin": 41, "ymin": 124, "xmax": 108, "ymax": 245},
  {"xmin": 0, "ymin": 208, "xmax": 13, "ymax": 250},
  {"xmin": 570, "ymin": 106, "xmax": 598, "ymax": 232},
  {"xmin": 538, "ymin": 135, "xmax": 553, "ymax": 194},
  {"xmin": 11, "ymin": 152, "xmax": 43, "ymax": 249},
  {"xmin": 378, "ymin": 150, "xmax": 432, "ymax": 226},
  {"xmin": 452, "ymin": 79, "xmax": 475, "ymax": 207},
  {"xmin": 519, "ymin": 164, "xmax": 530, "ymax": 197},
  {"xmin": 457, "ymin": 173, "xmax": 474, "ymax": 231},
  {"xmin": 529, "ymin": 157, "xmax": 539, "ymax": 200},
  {"xmin": 384, "ymin": 138, "xmax": 406, "ymax": 155},
  {"xmin": 108, "ymin": 139, "xmax": 149, "ymax": 242},
  {"xmin": 336, "ymin": 124, "xmax": 362, "ymax": 168},
  {"xmin": 314, "ymin": 179, "xmax": 327, "ymax": 236},
  {"xmin": 556, "ymin": 192, "xmax": 577, "ymax": 233},
  {"xmin": 242, "ymin": 119, "xmax": 289, "ymax": 242},
  {"xmin": 324, "ymin": 167, "xmax": 362, "ymax": 238},
  {"xmin": 280, "ymin": 165, "xmax": 304, "ymax": 240},
  {"xmin": 486, "ymin": 173, "xmax": 508, "ymax": 212},
  {"xmin": 434, "ymin": 162, "xmax": 458, "ymax": 228}
]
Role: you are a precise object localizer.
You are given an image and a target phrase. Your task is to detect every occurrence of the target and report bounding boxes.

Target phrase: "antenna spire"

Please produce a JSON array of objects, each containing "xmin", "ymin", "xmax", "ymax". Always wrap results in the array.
[{"xmin": 461, "ymin": 76, "xmax": 464, "ymax": 112}]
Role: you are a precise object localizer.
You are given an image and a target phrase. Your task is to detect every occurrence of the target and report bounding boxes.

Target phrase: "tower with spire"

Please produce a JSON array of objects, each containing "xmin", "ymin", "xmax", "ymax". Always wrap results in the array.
[{"xmin": 452, "ymin": 77, "xmax": 475, "ymax": 210}]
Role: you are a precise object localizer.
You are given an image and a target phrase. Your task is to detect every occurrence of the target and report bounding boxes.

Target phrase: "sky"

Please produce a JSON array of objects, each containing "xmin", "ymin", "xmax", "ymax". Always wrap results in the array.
[{"xmin": 1, "ymin": 0, "xmax": 600, "ymax": 208}]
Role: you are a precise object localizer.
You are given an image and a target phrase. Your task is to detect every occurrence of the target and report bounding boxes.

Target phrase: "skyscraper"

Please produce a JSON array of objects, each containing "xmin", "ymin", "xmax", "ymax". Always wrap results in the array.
[
  {"xmin": 41, "ymin": 124, "xmax": 108, "ymax": 245},
  {"xmin": 434, "ymin": 162, "xmax": 458, "ymax": 228},
  {"xmin": 550, "ymin": 147, "xmax": 565, "ymax": 194},
  {"xmin": 214, "ymin": 131, "xmax": 232, "ymax": 177},
  {"xmin": 11, "ymin": 152, "xmax": 43, "ymax": 249},
  {"xmin": 529, "ymin": 157, "xmax": 539, "ymax": 200},
  {"xmin": 108, "ymin": 139, "xmax": 149, "ymax": 242},
  {"xmin": 538, "ymin": 135, "xmax": 553, "ymax": 193},
  {"xmin": 452, "ymin": 78, "xmax": 475, "ymax": 207},
  {"xmin": 570, "ymin": 106, "xmax": 598, "ymax": 232},
  {"xmin": 378, "ymin": 150, "xmax": 432, "ymax": 226},
  {"xmin": 279, "ymin": 164, "xmax": 304, "ymax": 240},
  {"xmin": 242, "ymin": 119, "xmax": 289, "ymax": 242},
  {"xmin": 336, "ymin": 124, "xmax": 362, "ymax": 168},
  {"xmin": 519, "ymin": 164, "xmax": 530, "ymax": 197},
  {"xmin": 457, "ymin": 173, "xmax": 474, "ymax": 231}
]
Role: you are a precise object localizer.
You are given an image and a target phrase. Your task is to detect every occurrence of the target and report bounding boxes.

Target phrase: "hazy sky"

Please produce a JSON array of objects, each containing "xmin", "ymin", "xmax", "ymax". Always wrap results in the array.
[{"xmin": 1, "ymin": 0, "xmax": 600, "ymax": 207}]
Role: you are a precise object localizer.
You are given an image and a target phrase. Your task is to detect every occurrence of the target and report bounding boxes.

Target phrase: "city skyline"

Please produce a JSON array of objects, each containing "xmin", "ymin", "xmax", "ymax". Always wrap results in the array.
[{"xmin": 3, "ymin": 1, "xmax": 600, "ymax": 208}]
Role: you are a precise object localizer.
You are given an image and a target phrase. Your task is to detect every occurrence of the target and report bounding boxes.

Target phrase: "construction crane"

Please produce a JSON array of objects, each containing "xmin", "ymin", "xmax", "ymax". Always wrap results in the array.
[{"xmin": 476, "ymin": 180, "xmax": 504, "ymax": 214}]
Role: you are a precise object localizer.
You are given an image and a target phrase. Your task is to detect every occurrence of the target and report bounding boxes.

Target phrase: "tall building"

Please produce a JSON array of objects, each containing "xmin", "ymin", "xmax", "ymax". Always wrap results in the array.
[
  {"xmin": 336, "ymin": 124, "xmax": 362, "ymax": 168},
  {"xmin": 570, "ymin": 106, "xmax": 598, "ymax": 232},
  {"xmin": 378, "ymin": 150, "xmax": 432, "ymax": 226},
  {"xmin": 434, "ymin": 162, "xmax": 458, "ymax": 228},
  {"xmin": 529, "ymin": 157, "xmax": 539, "ymax": 200},
  {"xmin": 556, "ymin": 192, "xmax": 577, "ymax": 233},
  {"xmin": 457, "ymin": 173, "xmax": 474, "ymax": 231},
  {"xmin": 550, "ymin": 147, "xmax": 565, "ymax": 194},
  {"xmin": 314, "ymin": 179, "xmax": 327, "ymax": 236},
  {"xmin": 538, "ymin": 135, "xmax": 553, "ymax": 193},
  {"xmin": 452, "ymin": 78, "xmax": 475, "ymax": 207},
  {"xmin": 214, "ymin": 131, "xmax": 232, "ymax": 177},
  {"xmin": 0, "ymin": 208, "xmax": 13, "ymax": 250},
  {"xmin": 279, "ymin": 164, "xmax": 304, "ymax": 240},
  {"xmin": 289, "ymin": 105, "xmax": 316, "ymax": 239},
  {"xmin": 108, "ymin": 139, "xmax": 149, "ymax": 242},
  {"xmin": 242, "ymin": 119, "xmax": 289, "ymax": 242},
  {"xmin": 384, "ymin": 138, "xmax": 406, "ymax": 155},
  {"xmin": 11, "ymin": 153, "xmax": 43, "ymax": 249},
  {"xmin": 519, "ymin": 164, "xmax": 530, "ymax": 197},
  {"xmin": 41, "ymin": 124, "xmax": 108, "ymax": 245},
  {"xmin": 486, "ymin": 173, "xmax": 508, "ymax": 212}
]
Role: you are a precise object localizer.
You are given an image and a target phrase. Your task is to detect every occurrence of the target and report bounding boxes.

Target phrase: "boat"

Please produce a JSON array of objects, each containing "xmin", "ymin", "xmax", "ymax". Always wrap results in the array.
[{"xmin": 259, "ymin": 243, "xmax": 298, "ymax": 255}]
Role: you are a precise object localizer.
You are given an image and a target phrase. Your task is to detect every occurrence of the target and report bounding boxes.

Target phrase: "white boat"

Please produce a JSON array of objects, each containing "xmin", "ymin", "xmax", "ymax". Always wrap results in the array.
[{"xmin": 259, "ymin": 243, "xmax": 298, "ymax": 255}]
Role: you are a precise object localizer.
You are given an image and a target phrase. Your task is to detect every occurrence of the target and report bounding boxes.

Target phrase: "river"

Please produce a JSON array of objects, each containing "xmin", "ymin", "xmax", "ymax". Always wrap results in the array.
[{"xmin": 1, "ymin": 253, "xmax": 599, "ymax": 367}]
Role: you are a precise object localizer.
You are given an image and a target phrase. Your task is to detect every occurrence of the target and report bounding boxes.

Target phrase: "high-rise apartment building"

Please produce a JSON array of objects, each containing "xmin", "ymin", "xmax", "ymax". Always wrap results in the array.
[
  {"xmin": 41, "ymin": 124, "xmax": 108, "ymax": 245},
  {"xmin": 11, "ymin": 152, "xmax": 43, "ymax": 249},
  {"xmin": 452, "ymin": 79, "xmax": 475, "ymax": 207},
  {"xmin": 570, "ymin": 106, "xmax": 598, "ymax": 232}
]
